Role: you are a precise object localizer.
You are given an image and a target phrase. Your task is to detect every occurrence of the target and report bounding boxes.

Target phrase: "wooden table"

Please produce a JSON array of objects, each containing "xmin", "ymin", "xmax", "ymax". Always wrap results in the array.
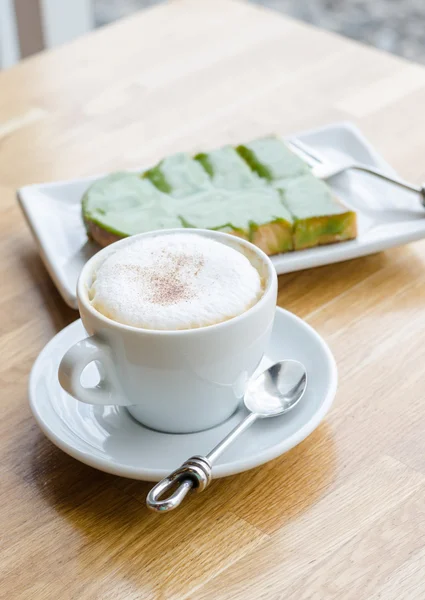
[{"xmin": 2, "ymin": 1, "xmax": 425, "ymax": 597}]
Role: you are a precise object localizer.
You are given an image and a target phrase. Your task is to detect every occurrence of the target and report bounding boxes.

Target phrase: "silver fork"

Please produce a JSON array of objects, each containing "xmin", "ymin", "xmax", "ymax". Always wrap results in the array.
[{"xmin": 286, "ymin": 138, "xmax": 425, "ymax": 206}]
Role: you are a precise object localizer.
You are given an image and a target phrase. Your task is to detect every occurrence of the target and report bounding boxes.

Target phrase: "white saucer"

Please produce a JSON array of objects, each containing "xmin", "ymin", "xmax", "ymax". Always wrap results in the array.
[{"xmin": 29, "ymin": 308, "xmax": 337, "ymax": 481}]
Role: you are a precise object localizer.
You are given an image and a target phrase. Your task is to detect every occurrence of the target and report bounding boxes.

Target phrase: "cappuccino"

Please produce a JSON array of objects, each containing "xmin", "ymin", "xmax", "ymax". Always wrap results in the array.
[{"xmin": 89, "ymin": 233, "xmax": 263, "ymax": 330}]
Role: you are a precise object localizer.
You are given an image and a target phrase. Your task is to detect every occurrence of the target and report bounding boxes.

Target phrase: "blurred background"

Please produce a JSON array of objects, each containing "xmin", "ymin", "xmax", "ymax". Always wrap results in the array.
[
  {"xmin": 96, "ymin": 0, "xmax": 425, "ymax": 64},
  {"xmin": 1, "ymin": 0, "xmax": 425, "ymax": 69}
]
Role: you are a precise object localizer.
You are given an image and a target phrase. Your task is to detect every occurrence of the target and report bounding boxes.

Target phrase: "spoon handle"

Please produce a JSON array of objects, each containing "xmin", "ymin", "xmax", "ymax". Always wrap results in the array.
[
  {"xmin": 206, "ymin": 411, "xmax": 258, "ymax": 463},
  {"xmin": 146, "ymin": 412, "xmax": 258, "ymax": 512}
]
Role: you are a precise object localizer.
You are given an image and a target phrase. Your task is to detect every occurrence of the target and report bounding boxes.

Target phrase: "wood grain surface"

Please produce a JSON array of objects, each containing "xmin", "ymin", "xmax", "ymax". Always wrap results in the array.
[{"xmin": 2, "ymin": 0, "xmax": 425, "ymax": 598}]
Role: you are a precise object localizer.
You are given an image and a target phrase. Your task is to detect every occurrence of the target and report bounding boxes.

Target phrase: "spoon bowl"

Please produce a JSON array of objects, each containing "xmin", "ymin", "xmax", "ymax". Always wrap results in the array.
[{"xmin": 244, "ymin": 359, "xmax": 307, "ymax": 417}]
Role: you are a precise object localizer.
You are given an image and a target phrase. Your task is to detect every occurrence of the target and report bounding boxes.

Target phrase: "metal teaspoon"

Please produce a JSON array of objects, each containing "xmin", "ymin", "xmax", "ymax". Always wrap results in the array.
[{"xmin": 146, "ymin": 359, "xmax": 307, "ymax": 513}]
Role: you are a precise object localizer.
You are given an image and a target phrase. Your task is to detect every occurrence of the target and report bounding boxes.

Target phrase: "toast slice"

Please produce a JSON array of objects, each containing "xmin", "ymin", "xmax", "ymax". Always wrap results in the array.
[
  {"xmin": 144, "ymin": 153, "xmax": 212, "ymax": 197},
  {"xmin": 237, "ymin": 136, "xmax": 309, "ymax": 181},
  {"xmin": 81, "ymin": 137, "xmax": 356, "ymax": 256},
  {"xmin": 82, "ymin": 172, "xmax": 181, "ymax": 246},
  {"xmin": 276, "ymin": 173, "xmax": 357, "ymax": 250},
  {"xmin": 195, "ymin": 146, "xmax": 263, "ymax": 189},
  {"xmin": 179, "ymin": 187, "xmax": 293, "ymax": 254}
]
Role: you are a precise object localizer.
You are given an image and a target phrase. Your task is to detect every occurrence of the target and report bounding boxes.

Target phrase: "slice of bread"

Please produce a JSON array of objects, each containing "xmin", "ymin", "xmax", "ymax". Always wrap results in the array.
[
  {"xmin": 276, "ymin": 174, "xmax": 357, "ymax": 250},
  {"xmin": 82, "ymin": 139, "xmax": 357, "ymax": 255}
]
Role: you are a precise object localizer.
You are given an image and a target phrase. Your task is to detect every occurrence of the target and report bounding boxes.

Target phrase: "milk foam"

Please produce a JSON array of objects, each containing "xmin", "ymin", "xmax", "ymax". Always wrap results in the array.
[{"xmin": 89, "ymin": 233, "xmax": 263, "ymax": 330}]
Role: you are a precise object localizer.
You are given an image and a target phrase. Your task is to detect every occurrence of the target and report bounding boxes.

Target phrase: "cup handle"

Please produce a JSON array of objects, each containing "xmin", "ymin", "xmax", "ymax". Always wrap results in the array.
[{"xmin": 58, "ymin": 336, "xmax": 129, "ymax": 406}]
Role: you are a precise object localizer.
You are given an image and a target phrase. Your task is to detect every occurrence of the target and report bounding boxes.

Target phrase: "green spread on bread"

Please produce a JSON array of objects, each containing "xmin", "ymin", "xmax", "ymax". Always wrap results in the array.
[{"xmin": 82, "ymin": 136, "xmax": 357, "ymax": 255}]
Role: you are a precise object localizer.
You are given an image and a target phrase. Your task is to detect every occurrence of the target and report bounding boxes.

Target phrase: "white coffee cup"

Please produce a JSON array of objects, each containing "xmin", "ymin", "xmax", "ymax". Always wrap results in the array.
[{"xmin": 58, "ymin": 229, "xmax": 277, "ymax": 433}]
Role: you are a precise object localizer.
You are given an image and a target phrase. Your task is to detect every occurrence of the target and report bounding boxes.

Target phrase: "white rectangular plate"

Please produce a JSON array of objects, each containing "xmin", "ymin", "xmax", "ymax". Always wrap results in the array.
[{"xmin": 18, "ymin": 122, "xmax": 425, "ymax": 309}]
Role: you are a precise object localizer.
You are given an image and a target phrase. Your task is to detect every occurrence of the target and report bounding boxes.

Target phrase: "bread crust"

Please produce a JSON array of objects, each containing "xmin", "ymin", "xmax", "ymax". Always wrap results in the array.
[{"xmin": 85, "ymin": 219, "xmax": 125, "ymax": 247}]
